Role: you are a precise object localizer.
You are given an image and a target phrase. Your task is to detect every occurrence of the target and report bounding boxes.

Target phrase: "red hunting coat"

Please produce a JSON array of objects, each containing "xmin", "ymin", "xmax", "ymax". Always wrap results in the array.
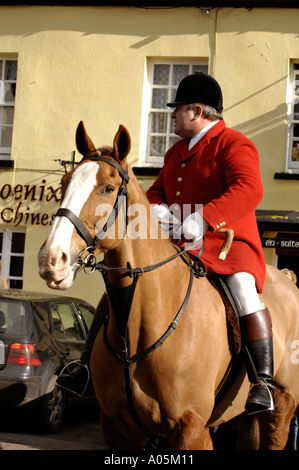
[{"xmin": 146, "ymin": 120, "xmax": 266, "ymax": 293}]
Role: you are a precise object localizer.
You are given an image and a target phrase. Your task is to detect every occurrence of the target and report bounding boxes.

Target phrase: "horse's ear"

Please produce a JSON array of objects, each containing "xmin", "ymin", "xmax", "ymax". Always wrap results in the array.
[
  {"xmin": 113, "ymin": 125, "xmax": 131, "ymax": 161},
  {"xmin": 76, "ymin": 121, "xmax": 97, "ymax": 156}
]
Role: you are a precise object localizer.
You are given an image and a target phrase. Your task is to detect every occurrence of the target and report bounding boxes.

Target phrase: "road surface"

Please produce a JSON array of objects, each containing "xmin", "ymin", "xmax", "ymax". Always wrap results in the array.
[{"xmin": 0, "ymin": 397, "xmax": 108, "ymax": 450}]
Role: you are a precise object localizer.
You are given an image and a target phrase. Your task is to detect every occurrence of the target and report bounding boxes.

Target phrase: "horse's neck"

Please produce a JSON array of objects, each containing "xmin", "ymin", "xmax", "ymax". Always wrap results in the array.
[
  {"xmin": 104, "ymin": 233, "xmax": 187, "ymax": 350},
  {"xmin": 105, "ymin": 171, "xmax": 180, "ymax": 286},
  {"xmin": 103, "ymin": 173, "xmax": 189, "ymax": 348},
  {"xmin": 104, "ymin": 223, "xmax": 179, "ymax": 286}
]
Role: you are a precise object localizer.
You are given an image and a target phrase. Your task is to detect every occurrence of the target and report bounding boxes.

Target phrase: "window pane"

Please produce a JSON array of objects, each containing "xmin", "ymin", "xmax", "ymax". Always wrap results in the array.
[
  {"xmin": 54, "ymin": 303, "xmax": 84, "ymax": 341},
  {"xmin": 170, "ymin": 87, "xmax": 177, "ymax": 102},
  {"xmin": 152, "ymin": 88, "xmax": 168, "ymax": 109},
  {"xmin": 0, "ymin": 125, "xmax": 13, "ymax": 147},
  {"xmin": 170, "ymin": 118, "xmax": 176, "ymax": 133},
  {"xmin": 192, "ymin": 64, "xmax": 208, "ymax": 74},
  {"xmin": 173, "ymin": 65, "xmax": 189, "ymax": 85},
  {"xmin": 153, "ymin": 64, "xmax": 169, "ymax": 85},
  {"xmin": 9, "ymin": 256, "xmax": 24, "ymax": 277},
  {"xmin": 78, "ymin": 304, "xmax": 94, "ymax": 330},
  {"xmin": 51, "ymin": 307, "xmax": 65, "ymax": 339},
  {"xmin": 294, "ymin": 100, "xmax": 299, "ymax": 120},
  {"xmin": 4, "ymin": 83, "xmax": 16, "ymax": 102},
  {"xmin": 151, "ymin": 112, "xmax": 167, "ymax": 133},
  {"xmin": 169, "ymin": 136, "xmax": 180, "ymax": 147},
  {"xmin": 150, "ymin": 136, "xmax": 166, "ymax": 157},
  {"xmin": 9, "ymin": 279, "xmax": 23, "ymax": 289},
  {"xmin": 4, "ymin": 61, "xmax": 17, "ymax": 81},
  {"xmin": 1, "ymin": 106, "xmax": 14, "ymax": 124},
  {"xmin": 11, "ymin": 232, "xmax": 25, "ymax": 254},
  {"xmin": 0, "ymin": 300, "xmax": 30, "ymax": 336},
  {"xmin": 292, "ymin": 142, "xmax": 299, "ymax": 161}
]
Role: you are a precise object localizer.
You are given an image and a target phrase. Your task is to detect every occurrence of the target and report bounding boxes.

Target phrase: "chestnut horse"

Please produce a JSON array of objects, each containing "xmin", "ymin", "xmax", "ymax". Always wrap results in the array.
[{"xmin": 39, "ymin": 122, "xmax": 299, "ymax": 450}]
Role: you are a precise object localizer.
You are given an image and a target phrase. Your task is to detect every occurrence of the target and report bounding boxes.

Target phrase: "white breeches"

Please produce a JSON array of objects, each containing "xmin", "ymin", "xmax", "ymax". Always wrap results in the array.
[{"xmin": 224, "ymin": 272, "xmax": 264, "ymax": 317}]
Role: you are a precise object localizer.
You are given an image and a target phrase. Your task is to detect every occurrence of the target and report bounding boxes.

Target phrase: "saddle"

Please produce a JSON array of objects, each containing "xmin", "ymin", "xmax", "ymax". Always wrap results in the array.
[
  {"xmin": 182, "ymin": 247, "xmax": 245, "ymax": 408},
  {"xmin": 207, "ymin": 274, "xmax": 245, "ymax": 409},
  {"xmin": 208, "ymin": 274, "xmax": 242, "ymax": 356},
  {"xmin": 184, "ymin": 251, "xmax": 242, "ymax": 356}
]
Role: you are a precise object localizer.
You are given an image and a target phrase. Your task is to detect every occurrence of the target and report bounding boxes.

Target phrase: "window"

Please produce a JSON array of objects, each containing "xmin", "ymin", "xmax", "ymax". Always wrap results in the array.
[
  {"xmin": 76, "ymin": 303, "xmax": 94, "ymax": 332},
  {"xmin": 50, "ymin": 302, "xmax": 85, "ymax": 342},
  {"xmin": 140, "ymin": 60, "xmax": 208, "ymax": 166},
  {"xmin": 0, "ymin": 58, "xmax": 17, "ymax": 160},
  {"xmin": 0, "ymin": 300, "xmax": 31, "ymax": 336},
  {"xmin": 286, "ymin": 62, "xmax": 299, "ymax": 172},
  {"xmin": 0, "ymin": 229, "xmax": 25, "ymax": 288}
]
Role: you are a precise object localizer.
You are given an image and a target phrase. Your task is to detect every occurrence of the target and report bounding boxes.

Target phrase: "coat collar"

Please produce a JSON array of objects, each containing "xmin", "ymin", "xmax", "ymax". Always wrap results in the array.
[{"xmin": 178, "ymin": 120, "xmax": 227, "ymax": 162}]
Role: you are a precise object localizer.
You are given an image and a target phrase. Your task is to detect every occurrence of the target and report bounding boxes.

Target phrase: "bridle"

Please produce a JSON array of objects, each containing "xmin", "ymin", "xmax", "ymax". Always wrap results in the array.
[
  {"xmin": 55, "ymin": 154, "xmax": 206, "ymax": 439},
  {"xmin": 56, "ymin": 155, "xmax": 130, "ymax": 256}
]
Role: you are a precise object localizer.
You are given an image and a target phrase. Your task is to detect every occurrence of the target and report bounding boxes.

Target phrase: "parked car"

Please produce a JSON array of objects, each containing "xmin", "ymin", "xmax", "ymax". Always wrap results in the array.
[{"xmin": 0, "ymin": 289, "xmax": 95, "ymax": 432}]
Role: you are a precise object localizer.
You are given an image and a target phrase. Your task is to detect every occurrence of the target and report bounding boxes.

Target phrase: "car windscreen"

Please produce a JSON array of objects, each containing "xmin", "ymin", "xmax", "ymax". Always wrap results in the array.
[{"xmin": 0, "ymin": 300, "xmax": 32, "ymax": 337}]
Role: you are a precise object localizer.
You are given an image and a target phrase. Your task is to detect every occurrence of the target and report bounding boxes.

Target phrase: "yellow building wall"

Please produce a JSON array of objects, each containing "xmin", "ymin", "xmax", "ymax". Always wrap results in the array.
[{"xmin": 0, "ymin": 6, "xmax": 298, "ymax": 303}]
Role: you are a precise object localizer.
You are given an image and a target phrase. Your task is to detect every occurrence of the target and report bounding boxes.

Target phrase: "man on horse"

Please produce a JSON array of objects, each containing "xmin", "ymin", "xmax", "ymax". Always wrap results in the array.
[
  {"xmin": 146, "ymin": 72, "xmax": 274, "ymax": 415},
  {"xmin": 57, "ymin": 72, "xmax": 274, "ymax": 416}
]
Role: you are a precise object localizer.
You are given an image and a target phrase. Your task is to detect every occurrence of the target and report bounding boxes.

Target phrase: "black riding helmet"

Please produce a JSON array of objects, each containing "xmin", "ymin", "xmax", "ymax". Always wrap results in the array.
[{"xmin": 167, "ymin": 72, "xmax": 223, "ymax": 113}]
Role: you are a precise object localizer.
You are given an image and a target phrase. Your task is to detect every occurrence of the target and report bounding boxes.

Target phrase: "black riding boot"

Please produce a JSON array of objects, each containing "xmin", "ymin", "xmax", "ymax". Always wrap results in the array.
[
  {"xmin": 57, "ymin": 317, "xmax": 102, "ymax": 396},
  {"xmin": 240, "ymin": 308, "xmax": 274, "ymax": 415}
]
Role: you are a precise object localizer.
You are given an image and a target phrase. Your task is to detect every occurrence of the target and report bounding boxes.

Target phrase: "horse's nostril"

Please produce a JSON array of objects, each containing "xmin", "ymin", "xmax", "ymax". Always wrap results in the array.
[{"xmin": 52, "ymin": 250, "xmax": 70, "ymax": 269}]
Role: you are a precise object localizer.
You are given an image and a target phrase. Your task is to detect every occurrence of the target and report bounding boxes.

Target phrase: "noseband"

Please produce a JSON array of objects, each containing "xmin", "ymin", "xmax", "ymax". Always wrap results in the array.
[{"xmin": 56, "ymin": 155, "xmax": 130, "ymax": 254}]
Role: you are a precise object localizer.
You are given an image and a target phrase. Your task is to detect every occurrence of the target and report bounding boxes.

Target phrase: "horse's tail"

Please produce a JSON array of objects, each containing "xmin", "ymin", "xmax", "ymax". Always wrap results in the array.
[{"xmin": 237, "ymin": 414, "xmax": 260, "ymax": 450}]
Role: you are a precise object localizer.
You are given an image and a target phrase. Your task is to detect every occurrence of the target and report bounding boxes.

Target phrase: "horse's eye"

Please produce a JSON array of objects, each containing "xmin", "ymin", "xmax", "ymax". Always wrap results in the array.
[{"xmin": 101, "ymin": 185, "xmax": 114, "ymax": 195}]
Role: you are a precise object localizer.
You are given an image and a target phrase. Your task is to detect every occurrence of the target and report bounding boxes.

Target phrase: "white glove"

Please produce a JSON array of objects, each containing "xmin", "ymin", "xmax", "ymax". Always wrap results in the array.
[
  {"xmin": 178, "ymin": 211, "xmax": 208, "ymax": 247},
  {"xmin": 152, "ymin": 204, "xmax": 180, "ymax": 235}
]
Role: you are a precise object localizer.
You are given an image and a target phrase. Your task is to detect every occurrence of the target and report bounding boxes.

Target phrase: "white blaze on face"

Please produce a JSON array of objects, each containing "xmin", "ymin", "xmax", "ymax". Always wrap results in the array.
[{"xmin": 46, "ymin": 161, "xmax": 99, "ymax": 258}]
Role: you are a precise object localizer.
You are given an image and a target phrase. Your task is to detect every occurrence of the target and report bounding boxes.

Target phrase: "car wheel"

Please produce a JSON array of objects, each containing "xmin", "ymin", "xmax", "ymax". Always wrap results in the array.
[{"xmin": 36, "ymin": 383, "xmax": 67, "ymax": 432}]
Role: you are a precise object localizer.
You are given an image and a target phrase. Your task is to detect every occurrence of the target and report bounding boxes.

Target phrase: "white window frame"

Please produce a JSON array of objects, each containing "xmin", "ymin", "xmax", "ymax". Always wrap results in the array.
[
  {"xmin": 286, "ymin": 61, "xmax": 299, "ymax": 173},
  {"xmin": 0, "ymin": 56, "xmax": 17, "ymax": 160},
  {"xmin": 139, "ymin": 59, "xmax": 208, "ymax": 167},
  {"xmin": 0, "ymin": 228, "xmax": 25, "ymax": 288}
]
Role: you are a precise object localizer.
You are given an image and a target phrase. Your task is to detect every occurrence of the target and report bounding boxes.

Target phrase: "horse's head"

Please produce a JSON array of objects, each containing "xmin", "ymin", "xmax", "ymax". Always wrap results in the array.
[{"xmin": 38, "ymin": 121, "xmax": 131, "ymax": 289}]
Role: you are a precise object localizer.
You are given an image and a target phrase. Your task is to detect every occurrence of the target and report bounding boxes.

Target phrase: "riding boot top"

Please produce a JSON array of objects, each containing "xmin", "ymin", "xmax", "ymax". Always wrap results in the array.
[{"xmin": 240, "ymin": 308, "xmax": 274, "ymax": 415}]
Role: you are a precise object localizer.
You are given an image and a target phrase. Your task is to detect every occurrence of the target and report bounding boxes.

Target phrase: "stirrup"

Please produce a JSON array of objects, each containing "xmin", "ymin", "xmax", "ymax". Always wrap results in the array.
[
  {"xmin": 58, "ymin": 360, "xmax": 90, "ymax": 397},
  {"xmin": 246, "ymin": 380, "xmax": 274, "ymax": 415}
]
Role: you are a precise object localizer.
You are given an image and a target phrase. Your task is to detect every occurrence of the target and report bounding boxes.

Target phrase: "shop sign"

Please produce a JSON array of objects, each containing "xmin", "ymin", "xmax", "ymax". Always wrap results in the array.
[
  {"xmin": 0, "ymin": 179, "xmax": 62, "ymax": 227},
  {"xmin": 262, "ymin": 237, "xmax": 299, "ymax": 249}
]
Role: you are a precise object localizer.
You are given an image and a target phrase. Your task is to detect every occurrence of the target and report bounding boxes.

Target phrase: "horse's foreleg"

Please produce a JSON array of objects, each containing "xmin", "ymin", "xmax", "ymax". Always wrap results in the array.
[
  {"xmin": 168, "ymin": 411, "xmax": 213, "ymax": 450},
  {"xmin": 258, "ymin": 386, "xmax": 296, "ymax": 450},
  {"xmin": 100, "ymin": 411, "xmax": 145, "ymax": 450}
]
